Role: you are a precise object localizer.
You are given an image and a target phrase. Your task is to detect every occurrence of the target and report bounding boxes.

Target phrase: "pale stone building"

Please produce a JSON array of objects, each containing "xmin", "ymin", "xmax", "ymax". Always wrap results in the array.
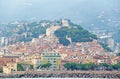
[{"xmin": 3, "ymin": 62, "xmax": 17, "ymax": 74}]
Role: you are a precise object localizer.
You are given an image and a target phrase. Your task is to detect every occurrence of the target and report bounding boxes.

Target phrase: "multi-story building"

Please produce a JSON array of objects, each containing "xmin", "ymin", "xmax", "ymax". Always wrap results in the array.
[
  {"xmin": 40, "ymin": 51, "xmax": 61, "ymax": 71},
  {"xmin": 25, "ymin": 53, "xmax": 41, "ymax": 66},
  {"xmin": 31, "ymin": 54, "xmax": 42, "ymax": 70},
  {"xmin": 3, "ymin": 62, "xmax": 17, "ymax": 74}
]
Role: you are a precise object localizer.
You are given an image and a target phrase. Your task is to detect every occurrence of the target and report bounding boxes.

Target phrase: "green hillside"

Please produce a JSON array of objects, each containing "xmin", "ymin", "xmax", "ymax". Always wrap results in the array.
[{"xmin": 54, "ymin": 24, "xmax": 97, "ymax": 46}]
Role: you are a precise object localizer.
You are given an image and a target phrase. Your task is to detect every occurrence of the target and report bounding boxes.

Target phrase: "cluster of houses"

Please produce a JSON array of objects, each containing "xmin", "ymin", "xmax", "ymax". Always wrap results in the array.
[{"xmin": 0, "ymin": 19, "xmax": 119, "ymax": 74}]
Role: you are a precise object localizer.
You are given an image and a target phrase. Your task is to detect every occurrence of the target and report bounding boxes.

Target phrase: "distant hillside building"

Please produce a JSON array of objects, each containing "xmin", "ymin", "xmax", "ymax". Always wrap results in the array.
[
  {"xmin": 0, "ymin": 37, "xmax": 5, "ymax": 46},
  {"xmin": 115, "ymin": 43, "xmax": 120, "ymax": 56},
  {"xmin": 0, "ymin": 37, "xmax": 9, "ymax": 46},
  {"xmin": 61, "ymin": 19, "xmax": 70, "ymax": 27},
  {"xmin": 46, "ymin": 25, "xmax": 60, "ymax": 36},
  {"xmin": 107, "ymin": 38, "xmax": 115, "ymax": 50}
]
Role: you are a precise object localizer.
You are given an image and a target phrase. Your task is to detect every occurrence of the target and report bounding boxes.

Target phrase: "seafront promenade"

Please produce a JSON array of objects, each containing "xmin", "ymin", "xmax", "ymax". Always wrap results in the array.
[{"xmin": 0, "ymin": 71, "xmax": 120, "ymax": 78}]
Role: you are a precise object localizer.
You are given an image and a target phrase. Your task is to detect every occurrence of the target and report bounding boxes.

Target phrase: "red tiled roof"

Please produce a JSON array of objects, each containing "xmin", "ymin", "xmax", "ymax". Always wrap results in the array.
[{"xmin": 0, "ymin": 58, "xmax": 16, "ymax": 67}]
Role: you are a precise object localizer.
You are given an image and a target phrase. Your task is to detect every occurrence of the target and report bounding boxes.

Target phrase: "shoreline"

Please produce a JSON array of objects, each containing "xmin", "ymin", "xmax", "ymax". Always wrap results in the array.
[{"xmin": 0, "ymin": 70, "xmax": 120, "ymax": 78}]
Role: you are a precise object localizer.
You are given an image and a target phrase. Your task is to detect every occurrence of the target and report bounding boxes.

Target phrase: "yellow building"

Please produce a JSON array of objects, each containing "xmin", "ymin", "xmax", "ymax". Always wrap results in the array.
[
  {"xmin": 32, "ymin": 58, "xmax": 42, "ymax": 69},
  {"xmin": 25, "ymin": 53, "xmax": 41, "ymax": 69},
  {"xmin": 25, "ymin": 52, "xmax": 61, "ymax": 71},
  {"xmin": 25, "ymin": 54, "xmax": 40, "ymax": 63},
  {"xmin": 3, "ymin": 62, "xmax": 17, "ymax": 74},
  {"xmin": 41, "ymin": 52, "xmax": 62, "ymax": 70},
  {"xmin": 84, "ymin": 56, "xmax": 93, "ymax": 64},
  {"xmin": 60, "ymin": 53, "xmax": 67, "ymax": 60},
  {"xmin": 25, "ymin": 55, "xmax": 33, "ymax": 64}
]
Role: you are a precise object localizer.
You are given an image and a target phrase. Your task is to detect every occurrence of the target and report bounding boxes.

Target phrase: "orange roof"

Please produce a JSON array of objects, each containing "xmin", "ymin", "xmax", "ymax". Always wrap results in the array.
[
  {"xmin": 114, "ymin": 57, "xmax": 120, "ymax": 60},
  {"xmin": 69, "ymin": 59, "xmax": 81, "ymax": 63}
]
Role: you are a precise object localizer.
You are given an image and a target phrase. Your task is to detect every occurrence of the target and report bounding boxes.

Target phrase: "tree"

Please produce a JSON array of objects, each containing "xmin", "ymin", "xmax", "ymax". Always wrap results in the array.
[
  {"xmin": 99, "ymin": 43, "xmax": 112, "ymax": 52},
  {"xmin": 17, "ymin": 64, "xmax": 24, "ymax": 71},
  {"xmin": 64, "ymin": 62, "xmax": 72, "ymax": 70},
  {"xmin": 112, "ymin": 63, "xmax": 120, "ymax": 70},
  {"xmin": 64, "ymin": 62, "xmax": 97, "ymax": 70},
  {"xmin": 41, "ymin": 63, "xmax": 52, "ymax": 69},
  {"xmin": 64, "ymin": 62, "xmax": 77, "ymax": 70},
  {"xmin": 59, "ymin": 38, "xmax": 70, "ymax": 46},
  {"xmin": 107, "ymin": 64, "xmax": 113, "ymax": 70},
  {"xmin": 79, "ymin": 64, "xmax": 86, "ymax": 70},
  {"xmin": 99, "ymin": 63, "xmax": 109, "ymax": 67},
  {"xmin": 54, "ymin": 25, "xmax": 97, "ymax": 46},
  {"xmin": 30, "ymin": 64, "xmax": 34, "ymax": 69},
  {"xmin": 85, "ymin": 63, "xmax": 96, "ymax": 70}
]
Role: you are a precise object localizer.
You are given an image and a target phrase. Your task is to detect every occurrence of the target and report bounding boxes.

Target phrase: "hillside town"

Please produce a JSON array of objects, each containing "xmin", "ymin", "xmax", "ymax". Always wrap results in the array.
[{"xmin": 0, "ymin": 19, "xmax": 119, "ymax": 76}]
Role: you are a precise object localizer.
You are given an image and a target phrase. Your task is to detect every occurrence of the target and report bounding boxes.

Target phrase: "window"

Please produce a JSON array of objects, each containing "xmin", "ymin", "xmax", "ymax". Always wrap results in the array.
[
  {"xmin": 54, "ymin": 53, "xmax": 56, "ymax": 56},
  {"xmin": 54, "ymin": 61, "xmax": 56, "ymax": 63}
]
